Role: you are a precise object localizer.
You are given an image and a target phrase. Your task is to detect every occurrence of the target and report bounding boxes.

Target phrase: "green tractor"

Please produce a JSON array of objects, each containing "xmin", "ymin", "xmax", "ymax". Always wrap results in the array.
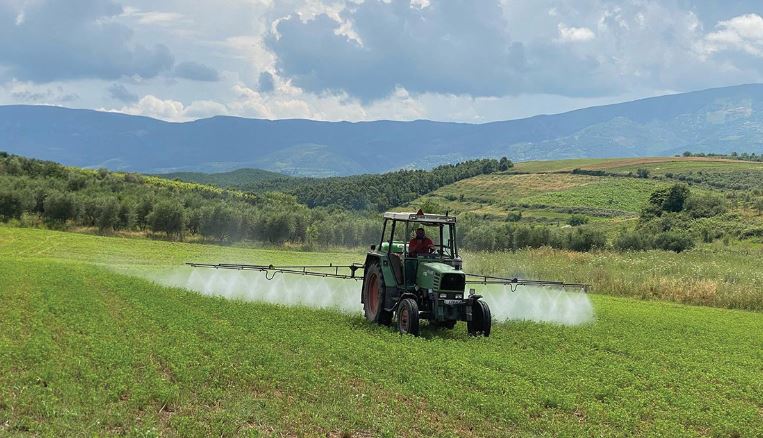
[
  {"xmin": 187, "ymin": 210, "xmax": 587, "ymax": 338},
  {"xmin": 361, "ymin": 211, "xmax": 491, "ymax": 336}
]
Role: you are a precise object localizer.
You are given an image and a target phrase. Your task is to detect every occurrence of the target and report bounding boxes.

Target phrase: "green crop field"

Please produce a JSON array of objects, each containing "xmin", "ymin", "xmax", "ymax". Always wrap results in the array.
[
  {"xmin": 409, "ymin": 157, "xmax": 763, "ymax": 226},
  {"xmin": 2, "ymin": 226, "xmax": 762, "ymax": 436},
  {"xmin": 415, "ymin": 173, "xmax": 672, "ymax": 219}
]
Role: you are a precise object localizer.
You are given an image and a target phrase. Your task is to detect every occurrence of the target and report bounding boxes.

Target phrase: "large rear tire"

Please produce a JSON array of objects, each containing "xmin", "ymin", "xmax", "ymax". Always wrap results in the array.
[
  {"xmin": 363, "ymin": 263, "xmax": 392, "ymax": 326},
  {"xmin": 467, "ymin": 300, "xmax": 492, "ymax": 337},
  {"xmin": 397, "ymin": 298, "xmax": 420, "ymax": 336}
]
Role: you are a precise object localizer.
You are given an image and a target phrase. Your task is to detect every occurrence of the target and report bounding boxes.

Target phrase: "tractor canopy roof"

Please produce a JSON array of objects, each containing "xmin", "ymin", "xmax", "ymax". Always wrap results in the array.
[{"xmin": 383, "ymin": 211, "xmax": 456, "ymax": 224}]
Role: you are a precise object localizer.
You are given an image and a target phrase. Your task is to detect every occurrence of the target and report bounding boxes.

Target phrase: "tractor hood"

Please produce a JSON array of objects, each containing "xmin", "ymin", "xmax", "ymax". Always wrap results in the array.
[{"xmin": 417, "ymin": 261, "xmax": 466, "ymax": 292}]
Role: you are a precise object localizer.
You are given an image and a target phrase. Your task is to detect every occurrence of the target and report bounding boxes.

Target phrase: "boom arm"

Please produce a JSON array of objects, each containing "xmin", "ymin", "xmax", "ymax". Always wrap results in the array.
[
  {"xmin": 463, "ymin": 273, "xmax": 589, "ymax": 292},
  {"xmin": 186, "ymin": 262, "xmax": 365, "ymax": 281}
]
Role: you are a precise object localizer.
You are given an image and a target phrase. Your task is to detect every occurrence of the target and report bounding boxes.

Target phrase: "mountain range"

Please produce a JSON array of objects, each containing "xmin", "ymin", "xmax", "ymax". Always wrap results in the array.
[{"xmin": 2, "ymin": 84, "xmax": 763, "ymax": 176}]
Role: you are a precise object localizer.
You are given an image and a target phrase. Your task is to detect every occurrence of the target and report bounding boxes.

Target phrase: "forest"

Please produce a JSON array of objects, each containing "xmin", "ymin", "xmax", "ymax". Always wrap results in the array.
[{"xmin": 160, "ymin": 157, "xmax": 514, "ymax": 211}]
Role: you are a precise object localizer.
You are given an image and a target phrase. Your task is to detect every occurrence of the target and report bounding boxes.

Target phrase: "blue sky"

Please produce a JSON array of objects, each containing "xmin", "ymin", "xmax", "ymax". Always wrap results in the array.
[{"xmin": 2, "ymin": 0, "xmax": 763, "ymax": 122}]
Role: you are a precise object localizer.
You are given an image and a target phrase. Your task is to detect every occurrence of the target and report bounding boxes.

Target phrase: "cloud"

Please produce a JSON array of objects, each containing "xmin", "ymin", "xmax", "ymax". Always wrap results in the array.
[
  {"xmin": 0, "ymin": 0, "xmax": 175, "ymax": 82},
  {"xmin": 268, "ymin": 0, "xmax": 528, "ymax": 101},
  {"xmin": 703, "ymin": 14, "xmax": 763, "ymax": 57},
  {"xmin": 112, "ymin": 95, "xmax": 228, "ymax": 121},
  {"xmin": 173, "ymin": 61, "xmax": 220, "ymax": 81},
  {"xmin": 108, "ymin": 83, "xmax": 139, "ymax": 103},
  {"xmin": 557, "ymin": 24, "xmax": 595, "ymax": 42},
  {"xmin": 4, "ymin": 80, "xmax": 79, "ymax": 104},
  {"xmin": 266, "ymin": 0, "xmax": 658, "ymax": 101}
]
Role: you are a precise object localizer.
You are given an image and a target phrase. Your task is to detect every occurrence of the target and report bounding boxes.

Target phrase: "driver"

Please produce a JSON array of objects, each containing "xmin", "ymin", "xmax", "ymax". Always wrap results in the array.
[{"xmin": 408, "ymin": 226, "xmax": 435, "ymax": 257}]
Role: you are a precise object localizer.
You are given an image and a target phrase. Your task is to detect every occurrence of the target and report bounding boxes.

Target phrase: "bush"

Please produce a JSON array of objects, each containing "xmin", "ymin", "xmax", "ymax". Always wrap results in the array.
[
  {"xmin": 646, "ymin": 184, "xmax": 690, "ymax": 215},
  {"xmin": 147, "ymin": 201, "xmax": 185, "ymax": 239},
  {"xmin": 614, "ymin": 230, "xmax": 653, "ymax": 251},
  {"xmin": 43, "ymin": 192, "xmax": 77, "ymax": 225},
  {"xmin": 0, "ymin": 191, "xmax": 23, "ymax": 221},
  {"xmin": 506, "ymin": 211, "xmax": 522, "ymax": 222},
  {"xmin": 684, "ymin": 193, "xmax": 726, "ymax": 218},
  {"xmin": 563, "ymin": 228, "xmax": 606, "ymax": 252},
  {"xmin": 200, "ymin": 205, "xmax": 240, "ymax": 241},
  {"xmin": 463, "ymin": 225, "xmax": 497, "ymax": 251},
  {"xmin": 567, "ymin": 215, "xmax": 589, "ymax": 226},
  {"xmin": 654, "ymin": 231, "xmax": 695, "ymax": 253},
  {"xmin": 96, "ymin": 198, "xmax": 120, "ymax": 232},
  {"xmin": 636, "ymin": 168, "xmax": 650, "ymax": 178}
]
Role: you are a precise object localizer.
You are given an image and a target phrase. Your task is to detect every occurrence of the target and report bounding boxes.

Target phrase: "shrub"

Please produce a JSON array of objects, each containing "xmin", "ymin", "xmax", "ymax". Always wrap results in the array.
[
  {"xmin": 646, "ymin": 184, "xmax": 690, "ymax": 214},
  {"xmin": 147, "ymin": 201, "xmax": 185, "ymax": 239},
  {"xmin": 96, "ymin": 198, "xmax": 120, "ymax": 232},
  {"xmin": 563, "ymin": 228, "xmax": 606, "ymax": 252},
  {"xmin": 506, "ymin": 211, "xmax": 522, "ymax": 222},
  {"xmin": 636, "ymin": 168, "xmax": 650, "ymax": 178},
  {"xmin": 567, "ymin": 215, "xmax": 589, "ymax": 226},
  {"xmin": 0, "ymin": 191, "xmax": 23, "ymax": 221},
  {"xmin": 463, "ymin": 225, "xmax": 497, "ymax": 251},
  {"xmin": 614, "ymin": 230, "xmax": 653, "ymax": 251},
  {"xmin": 684, "ymin": 193, "xmax": 726, "ymax": 218},
  {"xmin": 654, "ymin": 231, "xmax": 695, "ymax": 253},
  {"xmin": 43, "ymin": 192, "xmax": 77, "ymax": 225}
]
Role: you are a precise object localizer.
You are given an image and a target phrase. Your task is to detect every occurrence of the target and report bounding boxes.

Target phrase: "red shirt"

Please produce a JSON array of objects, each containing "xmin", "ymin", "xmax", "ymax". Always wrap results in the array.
[{"xmin": 408, "ymin": 237, "xmax": 434, "ymax": 256}]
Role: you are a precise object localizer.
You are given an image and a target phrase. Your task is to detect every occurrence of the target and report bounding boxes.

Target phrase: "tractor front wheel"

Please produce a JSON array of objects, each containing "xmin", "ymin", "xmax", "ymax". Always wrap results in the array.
[
  {"xmin": 363, "ymin": 263, "xmax": 392, "ymax": 326},
  {"xmin": 467, "ymin": 300, "xmax": 492, "ymax": 337},
  {"xmin": 397, "ymin": 298, "xmax": 420, "ymax": 336}
]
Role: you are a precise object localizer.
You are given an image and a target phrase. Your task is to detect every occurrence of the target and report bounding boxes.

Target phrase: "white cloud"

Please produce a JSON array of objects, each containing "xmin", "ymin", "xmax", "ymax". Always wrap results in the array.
[
  {"xmin": 109, "ymin": 95, "xmax": 228, "ymax": 121},
  {"xmin": 703, "ymin": 13, "xmax": 763, "ymax": 57},
  {"xmin": 557, "ymin": 23, "xmax": 595, "ymax": 42}
]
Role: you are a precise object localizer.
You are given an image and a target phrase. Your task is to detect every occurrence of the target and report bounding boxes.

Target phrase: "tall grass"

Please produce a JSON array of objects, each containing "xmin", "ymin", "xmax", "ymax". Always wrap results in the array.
[{"xmin": 465, "ymin": 245, "xmax": 763, "ymax": 311}]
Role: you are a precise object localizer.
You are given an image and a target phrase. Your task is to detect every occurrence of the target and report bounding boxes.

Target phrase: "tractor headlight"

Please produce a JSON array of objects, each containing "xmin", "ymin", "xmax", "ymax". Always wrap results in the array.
[
  {"xmin": 455, "ymin": 294, "xmax": 462, "ymax": 299},
  {"xmin": 439, "ymin": 293, "xmax": 447, "ymax": 298}
]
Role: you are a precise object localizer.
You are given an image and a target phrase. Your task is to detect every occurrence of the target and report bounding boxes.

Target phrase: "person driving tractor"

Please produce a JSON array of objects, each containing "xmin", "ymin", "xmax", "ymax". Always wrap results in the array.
[{"xmin": 408, "ymin": 226, "xmax": 435, "ymax": 257}]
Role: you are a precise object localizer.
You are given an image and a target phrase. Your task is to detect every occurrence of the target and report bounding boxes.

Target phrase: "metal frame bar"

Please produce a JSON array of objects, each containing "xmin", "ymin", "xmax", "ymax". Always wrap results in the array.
[
  {"xmin": 464, "ymin": 272, "xmax": 589, "ymax": 290},
  {"xmin": 186, "ymin": 262, "xmax": 365, "ymax": 281}
]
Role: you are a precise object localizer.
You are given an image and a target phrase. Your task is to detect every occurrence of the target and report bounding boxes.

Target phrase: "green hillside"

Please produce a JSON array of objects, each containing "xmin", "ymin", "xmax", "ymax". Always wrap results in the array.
[
  {"xmin": 412, "ymin": 157, "xmax": 763, "ymax": 223},
  {"xmin": 1, "ymin": 227, "xmax": 761, "ymax": 436}
]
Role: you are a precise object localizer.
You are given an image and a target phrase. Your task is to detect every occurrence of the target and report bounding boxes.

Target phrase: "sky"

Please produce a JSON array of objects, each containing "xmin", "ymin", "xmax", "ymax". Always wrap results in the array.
[{"xmin": 2, "ymin": 0, "xmax": 763, "ymax": 123}]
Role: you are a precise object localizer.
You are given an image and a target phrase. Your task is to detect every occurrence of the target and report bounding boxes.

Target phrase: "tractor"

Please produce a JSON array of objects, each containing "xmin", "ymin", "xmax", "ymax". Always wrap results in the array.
[
  {"xmin": 361, "ymin": 210, "xmax": 491, "ymax": 336},
  {"xmin": 187, "ymin": 210, "xmax": 587, "ymax": 337}
]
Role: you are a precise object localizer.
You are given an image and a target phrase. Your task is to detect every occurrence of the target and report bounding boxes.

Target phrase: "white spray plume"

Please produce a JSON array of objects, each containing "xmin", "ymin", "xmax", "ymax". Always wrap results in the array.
[
  {"xmin": 144, "ymin": 268, "xmax": 594, "ymax": 326},
  {"xmin": 479, "ymin": 284, "xmax": 594, "ymax": 325},
  {"xmin": 150, "ymin": 267, "xmax": 362, "ymax": 313}
]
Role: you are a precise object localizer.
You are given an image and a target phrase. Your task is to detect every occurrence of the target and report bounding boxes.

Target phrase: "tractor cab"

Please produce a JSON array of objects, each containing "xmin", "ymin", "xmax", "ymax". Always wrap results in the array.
[
  {"xmin": 376, "ymin": 210, "xmax": 462, "ymax": 284},
  {"xmin": 361, "ymin": 210, "xmax": 491, "ymax": 336}
]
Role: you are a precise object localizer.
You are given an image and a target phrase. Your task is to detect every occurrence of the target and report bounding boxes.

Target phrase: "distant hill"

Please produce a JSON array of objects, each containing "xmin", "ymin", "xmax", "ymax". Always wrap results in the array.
[{"xmin": 2, "ymin": 84, "xmax": 763, "ymax": 176}]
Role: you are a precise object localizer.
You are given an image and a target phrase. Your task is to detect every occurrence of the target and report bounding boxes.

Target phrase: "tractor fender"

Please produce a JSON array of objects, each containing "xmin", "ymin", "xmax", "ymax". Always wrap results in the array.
[
  {"xmin": 361, "ymin": 253, "xmax": 381, "ymax": 304},
  {"xmin": 391, "ymin": 292, "xmax": 418, "ymax": 313}
]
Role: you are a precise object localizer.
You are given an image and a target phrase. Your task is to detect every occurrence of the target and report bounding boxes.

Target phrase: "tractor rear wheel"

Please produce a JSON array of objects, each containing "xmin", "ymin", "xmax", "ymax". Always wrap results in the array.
[
  {"xmin": 363, "ymin": 263, "xmax": 392, "ymax": 326},
  {"xmin": 397, "ymin": 298, "xmax": 420, "ymax": 336},
  {"xmin": 467, "ymin": 300, "xmax": 492, "ymax": 337}
]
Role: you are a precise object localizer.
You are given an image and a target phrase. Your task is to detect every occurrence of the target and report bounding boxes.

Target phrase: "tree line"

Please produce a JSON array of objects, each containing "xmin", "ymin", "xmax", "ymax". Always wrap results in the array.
[{"xmin": 163, "ymin": 157, "xmax": 513, "ymax": 211}]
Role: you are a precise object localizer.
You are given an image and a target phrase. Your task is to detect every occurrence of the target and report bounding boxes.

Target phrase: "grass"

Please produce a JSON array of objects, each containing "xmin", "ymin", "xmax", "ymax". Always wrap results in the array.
[
  {"xmin": 465, "ymin": 245, "xmax": 763, "ymax": 311},
  {"xmin": 512, "ymin": 156, "xmax": 759, "ymax": 174},
  {"xmin": 517, "ymin": 177, "xmax": 669, "ymax": 213},
  {"xmin": 409, "ymin": 157, "xmax": 763, "ymax": 231},
  {"xmin": 415, "ymin": 174, "xmax": 671, "ymax": 219},
  {"xmin": 1, "ymin": 226, "xmax": 762, "ymax": 436}
]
